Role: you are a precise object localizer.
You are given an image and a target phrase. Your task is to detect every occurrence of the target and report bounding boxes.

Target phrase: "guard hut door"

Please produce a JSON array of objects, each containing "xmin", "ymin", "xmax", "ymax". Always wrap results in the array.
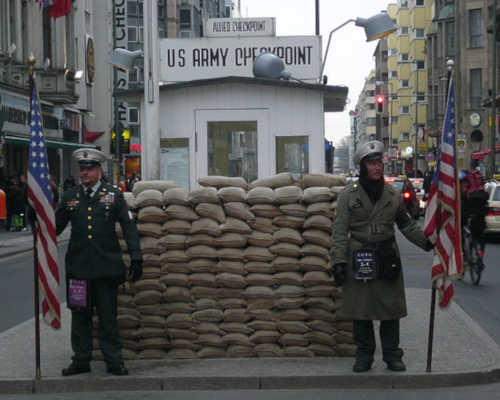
[{"xmin": 195, "ymin": 109, "xmax": 271, "ymax": 185}]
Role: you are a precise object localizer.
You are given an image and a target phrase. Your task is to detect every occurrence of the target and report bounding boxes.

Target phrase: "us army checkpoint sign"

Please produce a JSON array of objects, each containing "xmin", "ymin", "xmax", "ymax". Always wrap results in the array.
[{"xmin": 159, "ymin": 35, "xmax": 321, "ymax": 83}]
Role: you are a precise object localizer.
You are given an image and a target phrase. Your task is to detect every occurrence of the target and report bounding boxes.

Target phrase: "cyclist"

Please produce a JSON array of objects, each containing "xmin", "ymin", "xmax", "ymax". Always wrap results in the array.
[{"xmin": 459, "ymin": 168, "xmax": 488, "ymax": 257}]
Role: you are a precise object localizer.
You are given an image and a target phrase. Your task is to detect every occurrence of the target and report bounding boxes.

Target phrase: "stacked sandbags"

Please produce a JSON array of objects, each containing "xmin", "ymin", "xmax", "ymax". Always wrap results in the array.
[
  {"xmin": 99, "ymin": 173, "xmax": 356, "ymax": 359},
  {"xmin": 133, "ymin": 187, "xmax": 169, "ymax": 359}
]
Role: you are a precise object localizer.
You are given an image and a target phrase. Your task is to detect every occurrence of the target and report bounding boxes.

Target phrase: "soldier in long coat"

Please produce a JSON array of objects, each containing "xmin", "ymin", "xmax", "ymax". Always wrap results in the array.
[
  {"xmin": 331, "ymin": 141, "xmax": 432, "ymax": 373},
  {"xmin": 56, "ymin": 148, "xmax": 142, "ymax": 377}
]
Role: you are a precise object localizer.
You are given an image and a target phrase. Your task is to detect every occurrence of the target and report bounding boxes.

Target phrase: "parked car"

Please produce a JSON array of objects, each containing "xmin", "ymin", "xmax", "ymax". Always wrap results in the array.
[
  {"xmin": 484, "ymin": 181, "xmax": 500, "ymax": 235},
  {"xmin": 410, "ymin": 178, "xmax": 426, "ymax": 216}
]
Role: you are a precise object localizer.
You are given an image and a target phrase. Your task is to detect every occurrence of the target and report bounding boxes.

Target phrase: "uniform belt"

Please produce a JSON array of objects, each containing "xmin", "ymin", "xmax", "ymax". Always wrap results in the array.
[{"xmin": 350, "ymin": 231, "xmax": 394, "ymax": 243}]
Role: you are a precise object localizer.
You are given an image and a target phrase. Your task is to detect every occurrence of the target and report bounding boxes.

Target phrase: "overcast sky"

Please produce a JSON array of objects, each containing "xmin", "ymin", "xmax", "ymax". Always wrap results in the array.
[{"xmin": 240, "ymin": 0, "xmax": 393, "ymax": 145}]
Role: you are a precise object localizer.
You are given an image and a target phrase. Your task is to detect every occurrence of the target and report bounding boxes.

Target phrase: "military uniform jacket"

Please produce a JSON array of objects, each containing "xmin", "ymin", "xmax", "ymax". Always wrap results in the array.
[
  {"xmin": 331, "ymin": 181, "xmax": 428, "ymax": 321},
  {"xmin": 56, "ymin": 182, "xmax": 142, "ymax": 282}
]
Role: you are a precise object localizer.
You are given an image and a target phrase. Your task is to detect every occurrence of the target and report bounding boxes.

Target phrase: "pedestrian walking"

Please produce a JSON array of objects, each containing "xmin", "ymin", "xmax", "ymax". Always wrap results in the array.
[
  {"xmin": 330, "ymin": 140, "xmax": 433, "ymax": 373},
  {"xmin": 56, "ymin": 148, "xmax": 142, "ymax": 377}
]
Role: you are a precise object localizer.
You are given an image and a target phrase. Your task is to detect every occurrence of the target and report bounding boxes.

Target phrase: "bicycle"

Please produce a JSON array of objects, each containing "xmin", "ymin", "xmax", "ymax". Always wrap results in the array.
[{"xmin": 462, "ymin": 218, "xmax": 485, "ymax": 285}]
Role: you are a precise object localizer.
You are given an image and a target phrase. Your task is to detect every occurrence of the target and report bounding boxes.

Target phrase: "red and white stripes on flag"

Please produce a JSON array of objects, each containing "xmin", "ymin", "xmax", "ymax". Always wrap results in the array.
[
  {"xmin": 27, "ymin": 78, "xmax": 61, "ymax": 329},
  {"xmin": 423, "ymin": 80, "xmax": 463, "ymax": 308}
]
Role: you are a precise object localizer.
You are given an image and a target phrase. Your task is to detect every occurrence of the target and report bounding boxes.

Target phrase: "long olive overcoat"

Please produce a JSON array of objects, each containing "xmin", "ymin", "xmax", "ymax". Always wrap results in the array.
[
  {"xmin": 331, "ymin": 181, "xmax": 428, "ymax": 320},
  {"xmin": 56, "ymin": 182, "xmax": 142, "ymax": 282}
]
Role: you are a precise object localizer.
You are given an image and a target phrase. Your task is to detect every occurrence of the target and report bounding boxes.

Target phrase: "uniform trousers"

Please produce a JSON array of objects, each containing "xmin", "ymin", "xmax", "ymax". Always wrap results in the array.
[
  {"xmin": 353, "ymin": 319, "xmax": 403, "ymax": 363},
  {"xmin": 70, "ymin": 278, "xmax": 123, "ymax": 368}
]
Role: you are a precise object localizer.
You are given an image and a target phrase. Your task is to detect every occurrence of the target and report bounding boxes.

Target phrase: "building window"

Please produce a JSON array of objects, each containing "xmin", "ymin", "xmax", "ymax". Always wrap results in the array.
[
  {"xmin": 469, "ymin": 9, "xmax": 483, "ymax": 48},
  {"xmin": 391, "ymin": 70, "xmax": 398, "ymax": 78},
  {"xmin": 180, "ymin": 9, "xmax": 191, "ymax": 29},
  {"xmin": 208, "ymin": 121, "xmax": 258, "ymax": 183},
  {"xmin": 276, "ymin": 136, "xmax": 309, "ymax": 179},
  {"xmin": 401, "ymin": 105, "xmax": 410, "ymax": 114},
  {"xmin": 415, "ymin": 28, "xmax": 425, "ymax": 38},
  {"xmin": 470, "ymin": 69, "xmax": 482, "ymax": 109},
  {"xmin": 400, "ymin": 26, "xmax": 409, "ymax": 35},
  {"xmin": 390, "ymin": 48, "xmax": 398, "ymax": 56},
  {"xmin": 401, "ymin": 80, "xmax": 409, "ymax": 88},
  {"xmin": 416, "ymin": 0, "xmax": 424, "ymax": 6},
  {"xmin": 417, "ymin": 92, "xmax": 425, "ymax": 102},
  {"xmin": 391, "ymin": 116, "xmax": 399, "ymax": 124},
  {"xmin": 368, "ymin": 104, "xmax": 375, "ymax": 110},
  {"xmin": 416, "ymin": 60, "xmax": 425, "ymax": 69},
  {"xmin": 446, "ymin": 21, "xmax": 455, "ymax": 57},
  {"xmin": 401, "ymin": 132, "xmax": 410, "ymax": 141},
  {"xmin": 400, "ymin": 53, "xmax": 409, "ymax": 61}
]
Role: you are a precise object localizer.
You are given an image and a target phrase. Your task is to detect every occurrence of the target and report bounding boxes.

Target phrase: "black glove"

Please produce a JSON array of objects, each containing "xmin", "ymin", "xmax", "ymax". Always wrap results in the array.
[
  {"xmin": 332, "ymin": 263, "xmax": 346, "ymax": 286},
  {"xmin": 129, "ymin": 260, "xmax": 142, "ymax": 282},
  {"xmin": 424, "ymin": 240, "xmax": 434, "ymax": 252}
]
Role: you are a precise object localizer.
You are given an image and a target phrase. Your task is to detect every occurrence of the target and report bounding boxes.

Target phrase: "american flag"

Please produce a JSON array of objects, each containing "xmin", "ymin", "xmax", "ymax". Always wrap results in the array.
[
  {"xmin": 27, "ymin": 78, "xmax": 61, "ymax": 329},
  {"xmin": 34, "ymin": 0, "xmax": 53, "ymax": 8},
  {"xmin": 423, "ymin": 80, "xmax": 463, "ymax": 308}
]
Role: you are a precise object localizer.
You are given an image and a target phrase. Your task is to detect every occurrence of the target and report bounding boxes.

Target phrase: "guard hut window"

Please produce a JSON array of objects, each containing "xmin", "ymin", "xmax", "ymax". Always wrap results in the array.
[
  {"xmin": 276, "ymin": 136, "xmax": 309, "ymax": 180},
  {"xmin": 207, "ymin": 121, "xmax": 258, "ymax": 183}
]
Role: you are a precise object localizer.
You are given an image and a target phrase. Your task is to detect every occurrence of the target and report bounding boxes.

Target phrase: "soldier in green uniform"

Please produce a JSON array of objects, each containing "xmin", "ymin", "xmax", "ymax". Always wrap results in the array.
[
  {"xmin": 56, "ymin": 148, "xmax": 142, "ymax": 376},
  {"xmin": 331, "ymin": 141, "xmax": 432, "ymax": 373}
]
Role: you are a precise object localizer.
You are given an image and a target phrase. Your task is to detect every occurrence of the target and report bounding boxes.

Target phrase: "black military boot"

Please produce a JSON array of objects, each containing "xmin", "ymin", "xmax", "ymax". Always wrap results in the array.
[
  {"xmin": 107, "ymin": 362, "xmax": 129, "ymax": 376},
  {"xmin": 386, "ymin": 359, "xmax": 406, "ymax": 372},
  {"xmin": 352, "ymin": 358, "xmax": 373, "ymax": 373},
  {"xmin": 61, "ymin": 362, "xmax": 91, "ymax": 376}
]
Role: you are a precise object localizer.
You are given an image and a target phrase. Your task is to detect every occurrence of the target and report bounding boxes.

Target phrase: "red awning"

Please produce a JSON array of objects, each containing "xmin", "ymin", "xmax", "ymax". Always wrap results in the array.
[
  {"xmin": 84, "ymin": 130, "xmax": 104, "ymax": 143},
  {"xmin": 471, "ymin": 144, "xmax": 500, "ymax": 160},
  {"xmin": 130, "ymin": 143, "xmax": 141, "ymax": 152}
]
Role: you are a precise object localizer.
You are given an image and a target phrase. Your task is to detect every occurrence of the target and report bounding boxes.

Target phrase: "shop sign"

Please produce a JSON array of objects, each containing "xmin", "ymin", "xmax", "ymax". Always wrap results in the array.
[
  {"xmin": 113, "ymin": 0, "xmax": 128, "ymax": 90},
  {"xmin": 0, "ymin": 92, "xmax": 60, "ymax": 137},
  {"xmin": 160, "ymin": 35, "xmax": 321, "ymax": 83},
  {"xmin": 205, "ymin": 18, "xmax": 275, "ymax": 37}
]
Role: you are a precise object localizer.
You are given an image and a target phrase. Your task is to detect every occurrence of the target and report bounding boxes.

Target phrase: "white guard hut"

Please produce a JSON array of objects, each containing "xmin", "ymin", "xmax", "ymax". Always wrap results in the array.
[{"xmin": 117, "ymin": 19, "xmax": 348, "ymax": 190}]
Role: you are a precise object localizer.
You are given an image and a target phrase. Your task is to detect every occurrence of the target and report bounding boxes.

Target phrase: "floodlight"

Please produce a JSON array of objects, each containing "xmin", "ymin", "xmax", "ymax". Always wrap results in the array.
[{"xmin": 109, "ymin": 48, "xmax": 144, "ymax": 71}]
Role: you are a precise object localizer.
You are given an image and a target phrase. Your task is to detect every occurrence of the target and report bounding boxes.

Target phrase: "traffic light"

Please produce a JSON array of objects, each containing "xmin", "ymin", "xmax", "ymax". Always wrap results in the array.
[
  {"xmin": 121, "ymin": 129, "xmax": 130, "ymax": 154},
  {"xmin": 376, "ymin": 94, "xmax": 385, "ymax": 112}
]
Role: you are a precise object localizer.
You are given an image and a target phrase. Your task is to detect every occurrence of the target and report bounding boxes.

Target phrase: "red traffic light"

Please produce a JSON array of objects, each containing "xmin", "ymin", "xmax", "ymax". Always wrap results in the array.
[
  {"xmin": 376, "ymin": 95, "xmax": 385, "ymax": 104},
  {"xmin": 402, "ymin": 190, "xmax": 411, "ymax": 199}
]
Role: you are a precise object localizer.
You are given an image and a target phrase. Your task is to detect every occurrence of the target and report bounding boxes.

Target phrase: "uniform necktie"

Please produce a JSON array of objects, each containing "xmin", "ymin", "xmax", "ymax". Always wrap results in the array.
[{"xmin": 86, "ymin": 187, "xmax": 93, "ymax": 199}]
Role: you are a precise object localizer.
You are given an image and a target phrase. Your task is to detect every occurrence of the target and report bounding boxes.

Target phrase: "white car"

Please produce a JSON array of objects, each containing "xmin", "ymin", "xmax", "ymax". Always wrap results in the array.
[{"xmin": 484, "ymin": 181, "xmax": 500, "ymax": 235}]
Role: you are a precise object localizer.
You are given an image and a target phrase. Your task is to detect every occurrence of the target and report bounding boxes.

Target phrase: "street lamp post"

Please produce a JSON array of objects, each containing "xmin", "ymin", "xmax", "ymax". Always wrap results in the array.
[
  {"xmin": 490, "ymin": 0, "xmax": 497, "ymax": 178},
  {"xmin": 414, "ymin": 65, "xmax": 419, "ymax": 178},
  {"xmin": 319, "ymin": 12, "xmax": 397, "ymax": 82}
]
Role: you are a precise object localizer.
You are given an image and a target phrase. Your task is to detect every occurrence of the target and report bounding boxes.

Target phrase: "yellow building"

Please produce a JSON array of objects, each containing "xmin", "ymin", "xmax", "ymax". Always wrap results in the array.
[{"xmin": 385, "ymin": 0, "xmax": 434, "ymax": 176}]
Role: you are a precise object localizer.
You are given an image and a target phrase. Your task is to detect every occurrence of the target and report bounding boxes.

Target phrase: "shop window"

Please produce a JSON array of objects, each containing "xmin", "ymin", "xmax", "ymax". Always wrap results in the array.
[
  {"xmin": 160, "ymin": 138, "xmax": 190, "ymax": 190},
  {"xmin": 276, "ymin": 136, "xmax": 309, "ymax": 179},
  {"xmin": 207, "ymin": 121, "xmax": 258, "ymax": 183}
]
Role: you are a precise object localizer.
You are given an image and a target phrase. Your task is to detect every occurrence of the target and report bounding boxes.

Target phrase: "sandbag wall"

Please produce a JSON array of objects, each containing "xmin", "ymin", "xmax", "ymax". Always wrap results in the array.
[{"xmin": 92, "ymin": 173, "xmax": 355, "ymax": 360}]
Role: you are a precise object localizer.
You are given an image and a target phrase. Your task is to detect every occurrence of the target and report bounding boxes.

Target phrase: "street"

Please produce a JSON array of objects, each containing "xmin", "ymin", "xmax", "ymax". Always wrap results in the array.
[{"xmin": 1, "ymin": 225, "xmax": 500, "ymax": 400}]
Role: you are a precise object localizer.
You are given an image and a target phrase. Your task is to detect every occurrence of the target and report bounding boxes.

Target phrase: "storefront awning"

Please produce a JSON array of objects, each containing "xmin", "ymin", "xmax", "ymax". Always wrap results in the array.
[
  {"xmin": 471, "ymin": 144, "xmax": 500, "ymax": 160},
  {"xmin": 4, "ymin": 135, "xmax": 98, "ymax": 150}
]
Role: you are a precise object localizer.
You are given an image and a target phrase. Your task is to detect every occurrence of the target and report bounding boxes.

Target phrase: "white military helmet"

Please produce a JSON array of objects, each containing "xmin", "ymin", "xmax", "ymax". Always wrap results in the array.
[{"xmin": 353, "ymin": 140, "xmax": 384, "ymax": 165}]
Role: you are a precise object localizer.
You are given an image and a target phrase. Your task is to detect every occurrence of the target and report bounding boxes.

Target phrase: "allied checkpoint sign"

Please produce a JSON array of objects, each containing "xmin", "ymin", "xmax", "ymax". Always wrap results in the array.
[
  {"xmin": 204, "ymin": 17, "xmax": 276, "ymax": 37},
  {"xmin": 159, "ymin": 35, "xmax": 321, "ymax": 83}
]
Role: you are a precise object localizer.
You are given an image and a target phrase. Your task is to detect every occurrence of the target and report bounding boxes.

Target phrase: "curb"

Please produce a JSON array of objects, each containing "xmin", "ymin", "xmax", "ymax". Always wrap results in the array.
[{"xmin": 1, "ymin": 367, "xmax": 500, "ymax": 394}]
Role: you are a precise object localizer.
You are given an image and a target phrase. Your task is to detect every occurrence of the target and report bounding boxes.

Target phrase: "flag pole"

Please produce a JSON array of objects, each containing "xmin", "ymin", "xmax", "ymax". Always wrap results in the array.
[
  {"xmin": 426, "ymin": 59, "xmax": 454, "ymax": 373},
  {"xmin": 28, "ymin": 55, "xmax": 42, "ymax": 380}
]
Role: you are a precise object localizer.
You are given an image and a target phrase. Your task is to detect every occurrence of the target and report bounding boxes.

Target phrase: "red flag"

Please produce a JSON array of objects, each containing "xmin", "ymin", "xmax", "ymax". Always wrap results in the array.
[
  {"xmin": 27, "ymin": 78, "xmax": 61, "ymax": 329},
  {"xmin": 423, "ymin": 80, "xmax": 463, "ymax": 308},
  {"xmin": 47, "ymin": 0, "xmax": 71, "ymax": 18}
]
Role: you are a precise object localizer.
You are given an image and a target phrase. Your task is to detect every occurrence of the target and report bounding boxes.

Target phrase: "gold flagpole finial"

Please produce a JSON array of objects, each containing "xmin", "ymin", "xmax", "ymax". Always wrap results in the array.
[{"xmin": 28, "ymin": 54, "xmax": 36, "ymax": 77}]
